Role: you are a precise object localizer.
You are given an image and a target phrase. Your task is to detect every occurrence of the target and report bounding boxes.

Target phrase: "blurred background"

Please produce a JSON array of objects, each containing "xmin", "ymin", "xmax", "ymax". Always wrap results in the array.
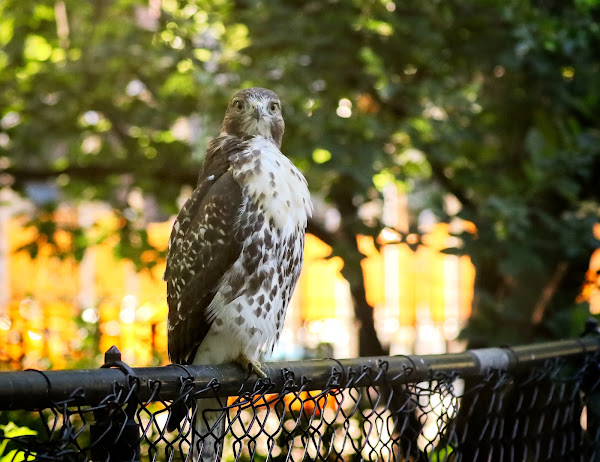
[{"xmin": 0, "ymin": 0, "xmax": 599, "ymax": 371}]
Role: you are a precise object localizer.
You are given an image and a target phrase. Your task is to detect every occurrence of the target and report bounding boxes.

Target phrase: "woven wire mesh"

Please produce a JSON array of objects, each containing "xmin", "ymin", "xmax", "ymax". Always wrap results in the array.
[{"xmin": 1, "ymin": 342, "xmax": 599, "ymax": 462}]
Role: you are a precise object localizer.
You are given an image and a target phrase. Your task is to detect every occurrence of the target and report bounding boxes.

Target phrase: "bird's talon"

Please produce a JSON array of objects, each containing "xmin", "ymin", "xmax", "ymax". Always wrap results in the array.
[
  {"xmin": 250, "ymin": 360, "xmax": 267, "ymax": 378},
  {"xmin": 236, "ymin": 353, "xmax": 267, "ymax": 378}
]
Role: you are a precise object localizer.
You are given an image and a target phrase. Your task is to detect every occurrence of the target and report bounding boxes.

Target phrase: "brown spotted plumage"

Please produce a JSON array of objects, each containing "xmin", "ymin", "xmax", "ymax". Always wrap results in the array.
[{"xmin": 164, "ymin": 88, "xmax": 312, "ymax": 461}]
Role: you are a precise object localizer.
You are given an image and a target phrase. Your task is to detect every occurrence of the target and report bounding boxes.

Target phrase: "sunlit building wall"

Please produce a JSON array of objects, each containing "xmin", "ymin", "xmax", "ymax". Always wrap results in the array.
[
  {"xmin": 0, "ymin": 194, "xmax": 486, "ymax": 370},
  {"xmin": 362, "ymin": 186, "xmax": 476, "ymax": 355},
  {"xmin": 582, "ymin": 223, "xmax": 600, "ymax": 315}
]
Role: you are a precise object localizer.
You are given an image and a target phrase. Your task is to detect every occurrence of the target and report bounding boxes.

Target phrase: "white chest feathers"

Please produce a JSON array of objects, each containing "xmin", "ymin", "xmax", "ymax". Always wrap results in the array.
[{"xmin": 229, "ymin": 137, "xmax": 313, "ymax": 230}]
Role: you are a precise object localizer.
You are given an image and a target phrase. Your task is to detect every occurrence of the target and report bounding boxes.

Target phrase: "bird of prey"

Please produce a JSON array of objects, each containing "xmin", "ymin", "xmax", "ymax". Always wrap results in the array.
[{"xmin": 164, "ymin": 87, "xmax": 312, "ymax": 461}]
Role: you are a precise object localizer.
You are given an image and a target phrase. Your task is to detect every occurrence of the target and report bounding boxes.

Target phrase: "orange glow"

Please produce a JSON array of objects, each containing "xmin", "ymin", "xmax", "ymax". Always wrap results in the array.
[
  {"xmin": 396, "ymin": 244, "xmax": 417, "ymax": 326},
  {"xmin": 360, "ymin": 223, "xmax": 475, "ymax": 327},
  {"xmin": 298, "ymin": 235, "xmax": 345, "ymax": 321},
  {"xmin": 1, "ymin": 214, "xmax": 172, "ymax": 369},
  {"xmin": 2, "ymin": 210, "xmax": 479, "ymax": 370},
  {"xmin": 284, "ymin": 390, "xmax": 338, "ymax": 416},
  {"xmin": 581, "ymin": 223, "xmax": 600, "ymax": 314},
  {"xmin": 359, "ymin": 237, "xmax": 385, "ymax": 307},
  {"xmin": 224, "ymin": 391, "xmax": 338, "ymax": 419},
  {"xmin": 304, "ymin": 233, "xmax": 333, "ymax": 259},
  {"xmin": 147, "ymin": 221, "xmax": 172, "ymax": 251}
]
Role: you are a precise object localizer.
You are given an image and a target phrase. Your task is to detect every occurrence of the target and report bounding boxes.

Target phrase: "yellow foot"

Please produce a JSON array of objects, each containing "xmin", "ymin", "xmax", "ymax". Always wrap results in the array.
[{"xmin": 236, "ymin": 353, "xmax": 267, "ymax": 378}]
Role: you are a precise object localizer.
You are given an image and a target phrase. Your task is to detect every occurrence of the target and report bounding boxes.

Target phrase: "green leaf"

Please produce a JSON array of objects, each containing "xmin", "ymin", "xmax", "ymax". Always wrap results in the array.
[{"xmin": 23, "ymin": 35, "xmax": 53, "ymax": 61}]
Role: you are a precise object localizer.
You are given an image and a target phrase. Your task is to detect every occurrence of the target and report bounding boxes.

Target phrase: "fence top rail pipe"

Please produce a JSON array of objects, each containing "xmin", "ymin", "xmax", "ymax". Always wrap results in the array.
[{"xmin": 0, "ymin": 336, "xmax": 598, "ymax": 411}]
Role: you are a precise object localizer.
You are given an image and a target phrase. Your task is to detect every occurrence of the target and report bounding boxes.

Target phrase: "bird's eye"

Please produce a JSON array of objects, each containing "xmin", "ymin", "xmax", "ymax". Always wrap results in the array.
[
  {"xmin": 233, "ymin": 100, "xmax": 244, "ymax": 112},
  {"xmin": 269, "ymin": 101, "xmax": 280, "ymax": 113}
]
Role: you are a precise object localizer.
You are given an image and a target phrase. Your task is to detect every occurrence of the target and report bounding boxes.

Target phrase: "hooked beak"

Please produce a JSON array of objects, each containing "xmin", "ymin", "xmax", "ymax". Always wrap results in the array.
[{"xmin": 253, "ymin": 106, "xmax": 261, "ymax": 121}]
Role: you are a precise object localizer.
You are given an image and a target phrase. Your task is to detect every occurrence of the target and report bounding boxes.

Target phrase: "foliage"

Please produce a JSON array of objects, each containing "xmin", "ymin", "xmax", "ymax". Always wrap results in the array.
[
  {"xmin": 0, "ymin": 422, "xmax": 36, "ymax": 461},
  {"xmin": 1, "ymin": 0, "xmax": 599, "ymax": 350},
  {"xmin": 233, "ymin": 0, "xmax": 600, "ymax": 345}
]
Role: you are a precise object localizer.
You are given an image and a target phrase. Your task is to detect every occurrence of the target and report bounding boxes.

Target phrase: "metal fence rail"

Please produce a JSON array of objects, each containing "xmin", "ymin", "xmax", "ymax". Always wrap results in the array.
[{"xmin": 0, "ymin": 336, "xmax": 599, "ymax": 461}]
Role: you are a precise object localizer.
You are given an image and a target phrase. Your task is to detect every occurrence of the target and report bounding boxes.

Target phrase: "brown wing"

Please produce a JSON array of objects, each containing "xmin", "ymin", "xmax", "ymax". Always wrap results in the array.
[{"xmin": 165, "ymin": 137, "xmax": 245, "ymax": 364}]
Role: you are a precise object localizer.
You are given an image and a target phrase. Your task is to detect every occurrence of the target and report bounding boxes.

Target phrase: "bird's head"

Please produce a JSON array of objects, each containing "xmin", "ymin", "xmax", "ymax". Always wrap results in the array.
[{"xmin": 221, "ymin": 87, "xmax": 285, "ymax": 148}]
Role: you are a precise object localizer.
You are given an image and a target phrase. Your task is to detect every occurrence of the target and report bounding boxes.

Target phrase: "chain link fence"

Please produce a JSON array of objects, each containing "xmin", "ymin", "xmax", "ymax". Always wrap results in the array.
[{"xmin": 1, "ymin": 335, "xmax": 599, "ymax": 461}]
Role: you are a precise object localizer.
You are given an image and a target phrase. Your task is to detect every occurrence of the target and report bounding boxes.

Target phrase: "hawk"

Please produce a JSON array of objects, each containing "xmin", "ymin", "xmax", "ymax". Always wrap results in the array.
[{"xmin": 164, "ymin": 87, "xmax": 312, "ymax": 460}]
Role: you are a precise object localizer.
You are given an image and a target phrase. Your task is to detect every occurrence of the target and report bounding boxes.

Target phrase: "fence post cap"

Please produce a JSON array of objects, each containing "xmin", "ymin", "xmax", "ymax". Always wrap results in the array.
[
  {"xmin": 104, "ymin": 345, "xmax": 122, "ymax": 365},
  {"xmin": 582, "ymin": 318, "xmax": 600, "ymax": 336}
]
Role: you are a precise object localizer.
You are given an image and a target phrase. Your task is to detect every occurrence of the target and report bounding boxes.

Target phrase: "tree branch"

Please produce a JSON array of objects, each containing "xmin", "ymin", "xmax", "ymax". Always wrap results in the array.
[
  {"xmin": 531, "ymin": 261, "xmax": 570, "ymax": 325},
  {"xmin": 427, "ymin": 156, "xmax": 476, "ymax": 211},
  {"xmin": 306, "ymin": 218, "xmax": 343, "ymax": 246},
  {"xmin": 4, "ymin": 166, "xmax": 198, "ymax": 187}
]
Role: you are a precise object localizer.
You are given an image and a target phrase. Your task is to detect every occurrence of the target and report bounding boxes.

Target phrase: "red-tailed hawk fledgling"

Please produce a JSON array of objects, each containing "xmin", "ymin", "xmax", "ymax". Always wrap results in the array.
[{"xmin": 165, "ymin": 87, "xmax": 312, "ymax": 461}]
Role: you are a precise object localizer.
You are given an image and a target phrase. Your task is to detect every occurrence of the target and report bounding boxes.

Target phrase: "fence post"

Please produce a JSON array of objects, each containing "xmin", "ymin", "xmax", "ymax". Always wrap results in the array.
[
  {"xmin": 90, "ymin": 346, "xmax": 141, "ymax": 462},
  {"xmin": 583, "ymin": 318, "xmax": 600, "ymax": 461}
]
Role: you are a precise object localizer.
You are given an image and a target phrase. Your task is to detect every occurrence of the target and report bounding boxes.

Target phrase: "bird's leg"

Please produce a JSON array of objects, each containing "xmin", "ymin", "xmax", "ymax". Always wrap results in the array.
[{"xmin": 235, "ymin": 352, "xmax": 267, "ymax": 378}]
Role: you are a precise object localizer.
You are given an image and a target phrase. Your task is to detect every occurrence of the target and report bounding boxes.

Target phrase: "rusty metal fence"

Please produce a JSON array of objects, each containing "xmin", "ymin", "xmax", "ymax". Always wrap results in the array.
[{"xmin": 1, "ymin": 333, "xmax": 600, "ymax": 461}]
